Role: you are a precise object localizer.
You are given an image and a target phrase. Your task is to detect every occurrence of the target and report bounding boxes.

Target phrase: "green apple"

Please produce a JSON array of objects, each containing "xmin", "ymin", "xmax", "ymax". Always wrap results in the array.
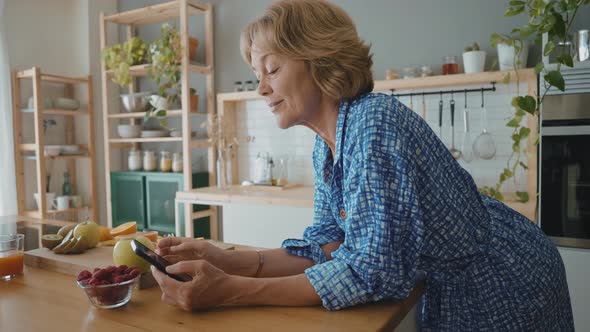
[
  {"xmin": 112, "ymin": 235, "xmax": 154, "ymax": 273},
  {"xmin": 73, "ymin": 221, "xmax": 100, "ymax": 248}
]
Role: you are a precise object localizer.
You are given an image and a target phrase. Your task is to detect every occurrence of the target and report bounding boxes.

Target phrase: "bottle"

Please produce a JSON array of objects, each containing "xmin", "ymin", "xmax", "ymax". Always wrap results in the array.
[
  {"xmin": 268, "ymin": 157, "xmax": 276, "ymax": 185},
  {"xmin": 62, "ymin": 170, "xmax": 72, "ymax": 196}
]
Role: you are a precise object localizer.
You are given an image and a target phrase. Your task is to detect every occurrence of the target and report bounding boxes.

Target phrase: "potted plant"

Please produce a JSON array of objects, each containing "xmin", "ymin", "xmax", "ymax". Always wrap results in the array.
[
  {"xmin": 462, "ymin": 42, "xmax": 486, "ymax": 73},
  {"xmin": 483, "ymin": 0, "xmax": 589, "ymax": 203},
  {"xmin": 496, "ymin": 40, "xmax": 529, "ymax": 71},
  {"xmin": 146, "ymin": 23, "xmax": 200, "ymax": 127},
  {"xmin": 101, "ymin": 37, "xmax": 147, "ymax": 87}
]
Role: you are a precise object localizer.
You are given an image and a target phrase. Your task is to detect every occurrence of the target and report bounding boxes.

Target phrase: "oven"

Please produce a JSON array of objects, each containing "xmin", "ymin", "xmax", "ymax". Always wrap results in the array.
[{"xmin": 540, "ymin": 68, "xmax": 590, "ymax": 249}]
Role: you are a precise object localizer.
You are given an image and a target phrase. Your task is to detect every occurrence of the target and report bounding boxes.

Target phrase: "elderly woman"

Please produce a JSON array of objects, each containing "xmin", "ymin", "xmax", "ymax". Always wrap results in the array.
[{"xmin": 152, "ymin": 0, "xmax": 574, "ymax": 330}]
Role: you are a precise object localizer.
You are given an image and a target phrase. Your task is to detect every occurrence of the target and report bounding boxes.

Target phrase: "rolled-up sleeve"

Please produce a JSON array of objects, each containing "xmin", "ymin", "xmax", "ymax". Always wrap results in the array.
[{"xmin": 282, "ymin": 138, "xmax": 344, "ymax": 264}]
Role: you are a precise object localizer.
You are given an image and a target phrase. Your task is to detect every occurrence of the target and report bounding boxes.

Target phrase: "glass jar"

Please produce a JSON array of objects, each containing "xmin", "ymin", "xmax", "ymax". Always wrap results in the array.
[
  {"xmin": 402, "ymin": 66, "xmax": 418, "ymax": 79},
  {"xmin": 421, "ymin": 65, "xmax": 433, "ymax": 77},
  {"xmin": 172, "ymin": 152, "xmax": 183, "ymax": 173},
  {"xmin": 442, "ymin": 55, "xmax": 459, "ymax": 75},
  {"xmin": 128, "ymin": 149, "xmax": 142, "ymax": 171},
  {"xmin": 143, "ymin": 150, "xmax": 157, "ymax": 172},
  {"xmin": 385, "ymin": 68, "xmax": 399, "ymax": 80},
  {"xmin": 234, "ymin": 81, "xmax": 244, "ymax": 92},
  {"xmin": 244, "ymin": 80, "xmax": 255, "ymax": 91},
  {"xmin": 159, "ymin": 151, "xmax": 172, "ymax": 172}
]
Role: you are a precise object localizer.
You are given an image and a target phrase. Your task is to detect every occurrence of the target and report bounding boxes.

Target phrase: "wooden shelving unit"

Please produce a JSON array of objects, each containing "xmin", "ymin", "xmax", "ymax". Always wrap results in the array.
[
  {"xmin": 11, "ymin": 67, "xmax": 98, "ymax": 222},
  {"xmin": 210, "ymin": 69, "xmax": 539, "ymax": 221},
  {"xmin": 100, "ymin": 0, "xmax": 218, "ymax": 238}
]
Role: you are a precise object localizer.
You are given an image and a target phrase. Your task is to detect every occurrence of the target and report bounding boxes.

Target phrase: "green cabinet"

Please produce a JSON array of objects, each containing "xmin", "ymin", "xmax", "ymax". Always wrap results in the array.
[{"xmin": 111, "ymin": 171, "xmax": 210, "ymax": 238}]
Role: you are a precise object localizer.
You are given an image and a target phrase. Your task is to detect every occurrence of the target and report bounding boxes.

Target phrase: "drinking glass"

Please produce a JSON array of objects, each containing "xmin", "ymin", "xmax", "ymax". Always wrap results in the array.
[{"xmin": 0, "ymin": 234, "xmax": 25, "ymax": 281}]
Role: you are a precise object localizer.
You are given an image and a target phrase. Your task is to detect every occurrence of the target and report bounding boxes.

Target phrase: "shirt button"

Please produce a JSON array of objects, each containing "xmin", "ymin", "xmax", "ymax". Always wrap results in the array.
[{"xmin": 339, "ymin": 209, "xmax": 347, "ymax": 219}]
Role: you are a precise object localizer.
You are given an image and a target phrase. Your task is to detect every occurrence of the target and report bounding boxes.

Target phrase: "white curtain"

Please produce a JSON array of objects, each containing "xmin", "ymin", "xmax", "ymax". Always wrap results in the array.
[{"xmin": 0, "ymin": 0, "xmax": 18, "ymax": 216}]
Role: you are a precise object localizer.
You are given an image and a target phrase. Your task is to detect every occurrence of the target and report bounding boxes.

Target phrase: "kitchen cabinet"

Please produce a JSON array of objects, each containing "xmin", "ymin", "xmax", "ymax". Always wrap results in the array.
[{"xmin": 111, "ymin": 171, "xmax": 209, "ymax": 237}]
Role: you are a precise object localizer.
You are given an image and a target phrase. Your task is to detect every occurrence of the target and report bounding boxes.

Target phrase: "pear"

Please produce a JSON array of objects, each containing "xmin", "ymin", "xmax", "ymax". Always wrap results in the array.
[
  {"xmin": 68, "ymin": 236, "xmax": 89, "ymax": 254},
  {"xmin": 57, "ymin": 224, "xmax": 76, "ymax": 238}
]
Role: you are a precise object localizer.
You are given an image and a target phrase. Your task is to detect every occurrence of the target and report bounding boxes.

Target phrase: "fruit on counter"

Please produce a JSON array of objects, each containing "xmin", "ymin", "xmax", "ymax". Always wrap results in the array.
[
  {"xmin": 110, "ymin": 221, "xmax": 137, "ymax": 237},
  {"xmin": 53, "ymin": 235, "xmax": 89, "ymax": 254},
  {"xmin": 112, "ymin": 235, "xmax": 153, "ymax": 273},
  {"xmin": 99, "ymin": 239, "xmax": 118, "ymax": 246},
  {"xmin": 41, "ymin": 234, "xmax": 63, "ymax": 249},
  {"xmin": 57, "ymin": 223, "xmax": 77, "ymax": 238},
  {"xmin": 73, "ymin": 221, "xmax": 100, "ymax": 248},
  {"xmin": 136, "ymin": 230, "xmax": 158, "ymax": 242},
  {"xmin": 77, "ymin": 265, "xmax": 141, "ymax": 307},
  {"xmin": 99, "ymin": 226, "xmax": 114, "ymax": 242}
]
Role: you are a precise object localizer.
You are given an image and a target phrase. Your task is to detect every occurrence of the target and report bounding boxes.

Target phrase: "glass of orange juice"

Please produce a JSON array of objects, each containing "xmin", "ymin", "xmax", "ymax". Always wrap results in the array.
[{"xmin": 0, "ymin": 234, "xmax": 25, "ymax": 281}]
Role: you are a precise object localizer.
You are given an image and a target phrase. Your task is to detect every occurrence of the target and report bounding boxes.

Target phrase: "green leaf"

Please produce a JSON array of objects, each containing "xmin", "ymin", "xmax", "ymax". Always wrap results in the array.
[
  {"xmin": 509, "ymin": 0, "xmax": 525, "ymax": 6},
  {"xmin": 502, "ymin": 73, "xmax": 511, "ymax": 84},
  {"xmin": 534, "ymin": 62, "xmax": 544, "ymax": 74},
  {"xmin": 544, "ymin": 40, "xmax": 555, "ymax": 56},
  {"xmin": 505, "ymin": 5, "xmax": 525, "ymax": 16},
  {"xmin": 557, "ymin": 53, "xmax": 574, "ymax": 67},
  {"xmin": 519, "ymin": 161, "xmax": 528, "ymax": 170},
  {"xmin": 155, "ymin": 110, "xmax": 167, "ymax": 117},
  {"xmin": 544, "ymin": 70, "xmax": 565, "ymax": 91},
  {"xmin": 513, "ymin": 142, "xmax": 521, "ymax": 152},
  {"xmin": 516, "ymin": 95, "xmax": 537, "ymax": 114},
  {"xmin": 515, "ymin": 108, "xmax": 526, "ymax": 117},
  {"xmin": 516, "ymin": 191, "xmax": 529, "ymax": 203},
  {"xmin": 519, "ymin": 127, "xmax": 531, "ymax": 139},
  {"xmin": 551, "ymin": 13, "xmax": 566, "ymax": 38},
  {"xmin": 507, "ymin": 118, "xmax": 522, "ymax": 127},
  {"xmin": 490, "ymin": 33, "xmax": 506, "ymax": 47},
  {"xmin": 519, "ymin": 25, "xmax": 535, "ymax": 38}
]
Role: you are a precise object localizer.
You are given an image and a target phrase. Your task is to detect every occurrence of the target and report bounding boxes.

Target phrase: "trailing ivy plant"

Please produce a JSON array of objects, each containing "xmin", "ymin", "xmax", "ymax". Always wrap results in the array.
[
  {"xmin": 101, "ymin": 37, "xmax": 147, "ymax": 87},
  {"xmin": 482, "ymin": 0, "xmax": 589, "ymax": 203}
]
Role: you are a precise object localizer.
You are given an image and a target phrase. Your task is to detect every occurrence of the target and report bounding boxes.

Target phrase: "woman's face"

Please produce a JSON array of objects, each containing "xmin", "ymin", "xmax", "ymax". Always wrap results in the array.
[{"xmin": 250, "ymin": 46, "xmax": 321, "ymax": 129}]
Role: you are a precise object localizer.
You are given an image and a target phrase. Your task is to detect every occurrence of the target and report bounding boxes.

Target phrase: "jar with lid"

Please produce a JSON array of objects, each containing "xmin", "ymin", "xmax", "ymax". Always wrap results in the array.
[
  {"xmin": 421, "ymin": 65, "xmax": 433, "ymax": 77},
  {"xmin": 442, "ymin": 55, "xmax": 459, "ymax": 75},
  {"xmin": 385, "ymin": 68, "xmax": 399, "ymax": 80},
  {"xmin": 128, "ymin": 148, "xmax": 142, "ymax": 171},
  {"xmin": 402, "ymin": 66, "xmax": 418, "ymax": 79},
  {"xmin": 160, "ymin": 151, "xmax": 172, "ymax": 172},
  {"xmin": 172, "ymin": 152, "xmax": 183, "ymax": 173},
  {"xmin": 143, "ymin": 150, "xmax": 157, "ymax": 172},
  {"xmin": 244, "ymin": 80, "xmax": 255, "ymax": 91},
  {"xmin": 234, "ymin": 81, "xmax": 244, "ymax": 92}
]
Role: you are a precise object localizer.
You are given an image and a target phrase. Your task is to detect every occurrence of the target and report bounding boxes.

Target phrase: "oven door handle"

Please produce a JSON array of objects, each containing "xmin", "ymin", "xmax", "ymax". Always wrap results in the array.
[{"xmin": 542, "ymin": 125, "xmax": 590, "ymax": 136}]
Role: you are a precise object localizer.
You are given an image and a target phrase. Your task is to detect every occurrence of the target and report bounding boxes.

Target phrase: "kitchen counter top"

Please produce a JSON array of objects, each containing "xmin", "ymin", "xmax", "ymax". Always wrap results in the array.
[{"xmin": 1, "ymin": 264, "xmax": 423, "ymax": 332}]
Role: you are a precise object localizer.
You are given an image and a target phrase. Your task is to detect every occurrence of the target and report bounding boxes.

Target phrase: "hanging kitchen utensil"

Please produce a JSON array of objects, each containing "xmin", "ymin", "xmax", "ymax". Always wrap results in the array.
[
  {"xmin": 461, "ymin": 90, "xmax": 473, "ymax": 163},
  {"xmin": 449, "ymin": 94, "xmax": 462, "ymax": 160},
  {"xmin": 438, "ymin": 93, "xmax": 443, "ymax": 141},
  {"xmin": 421, "ymin": 93, "xmax": 426, "ymax": 120},
  {"xmin": 409, "ymin": 94, "xmax": 414, "ymax": 111},
  {"xmin": 472, "ymin": 88, "xmax": 496, "ymax": 159}
]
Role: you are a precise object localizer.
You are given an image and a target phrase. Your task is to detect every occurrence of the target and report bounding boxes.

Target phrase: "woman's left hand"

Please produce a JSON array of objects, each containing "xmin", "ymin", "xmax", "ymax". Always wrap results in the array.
[{"xmin": 151, "ymin": 260, "xmax": 233, "ymax": 311}]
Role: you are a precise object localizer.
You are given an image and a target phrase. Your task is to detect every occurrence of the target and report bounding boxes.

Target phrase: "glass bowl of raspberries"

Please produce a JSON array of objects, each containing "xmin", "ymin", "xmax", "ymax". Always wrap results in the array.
[{"xmin": 76, "ymin": 265, "xmax": 141, "ymax": 309}]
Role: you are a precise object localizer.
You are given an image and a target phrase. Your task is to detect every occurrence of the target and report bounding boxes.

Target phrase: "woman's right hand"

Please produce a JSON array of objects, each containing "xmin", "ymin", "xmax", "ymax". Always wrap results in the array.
[{"xmin": 156, "ymin": 237, "xmax": 227, "ymax": 271}]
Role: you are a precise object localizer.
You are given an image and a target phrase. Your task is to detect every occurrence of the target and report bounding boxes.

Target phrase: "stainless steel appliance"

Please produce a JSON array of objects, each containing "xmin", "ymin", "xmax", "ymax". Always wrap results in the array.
[{"xmin": 540, "ymin": 68, "xmax": 590, "ymax": 249}]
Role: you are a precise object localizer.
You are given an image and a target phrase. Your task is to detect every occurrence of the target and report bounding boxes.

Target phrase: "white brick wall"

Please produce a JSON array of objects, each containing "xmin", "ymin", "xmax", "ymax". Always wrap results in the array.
[{"xmin": 233, "ymin": 82, "xmax": 531, "ymax": 193}]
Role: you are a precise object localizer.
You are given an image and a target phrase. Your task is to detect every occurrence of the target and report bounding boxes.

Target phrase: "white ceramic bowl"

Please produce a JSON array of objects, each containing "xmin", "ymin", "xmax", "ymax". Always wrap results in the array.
[
  {"xmin": 54, "ymin": 97, "xmax": 80, "ymax": 110},
  {"xmin": 140, "ymin": 130, "xmax": 169, "ymax": 138},
  {"xmin": 62, "ymin": 145, "xmax": 80, "ymax": 153},
  {"xmin": 117, "ymin": 125, "xmax": 142, "ymax": 138},
  {"xmin": 44, "ymin": 145, "xmax": 61, "ymax": 156},
  {"xmin": 120, "ymin": 92, "xmax": 151, "ymax": 112}
]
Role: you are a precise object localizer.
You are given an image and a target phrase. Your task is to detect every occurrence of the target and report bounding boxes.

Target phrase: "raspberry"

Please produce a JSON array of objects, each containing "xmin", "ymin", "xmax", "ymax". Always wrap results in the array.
[
  {"xmin": 77, "ymin": 270, "xmax": 92, "ymax": 281},
  {"xmin": 105, "ymin": 265, "xmax": 117, "ymax": 274},
  {"xmin": 93, "ymin": 269, "xmax": 109, "ymax": 281},
  {"xmin": 116, "ymin": 265, "xmax": 128, "ymax": 273}
]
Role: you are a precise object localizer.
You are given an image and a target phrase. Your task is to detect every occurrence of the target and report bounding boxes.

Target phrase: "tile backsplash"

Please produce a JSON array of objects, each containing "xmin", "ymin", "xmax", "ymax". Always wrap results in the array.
[{"xmin": 234, "ymin": 82, "xmax": 531, "ymax": 193}]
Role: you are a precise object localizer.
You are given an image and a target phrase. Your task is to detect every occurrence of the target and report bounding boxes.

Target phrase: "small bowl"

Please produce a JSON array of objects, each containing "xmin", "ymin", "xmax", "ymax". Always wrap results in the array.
[
  {"xmin": 44, "ymin": 145, "xmax": 61, "ymax": 156},
  {"xmin": 117, "ymin": 125, "xmax": 142, "ymax": 138},
  {"xmin": 141, "ymin": 130, "xmax": 169, "ymax": 138},
  {"xmin": 54, "ymin": 97, "xmax": 80, "ymax": 110},
  {"xmin": 120, "ymin": 92, "xmax": 151, "ymax": 112},
  {"xmin": 62, "ymin": 145, "xmax": 80, "ymax": 153},
  {"xmin": 77, "ymin": 274, "xmax": 140, "ymax": 309}
]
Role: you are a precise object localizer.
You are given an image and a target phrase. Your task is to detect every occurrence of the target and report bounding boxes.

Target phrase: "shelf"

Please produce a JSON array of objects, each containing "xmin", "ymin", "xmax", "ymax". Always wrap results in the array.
[
  {"xmin": 191, "ymin": 139, "xmax": 213, "ymax": 148},
  {"xmin": 106, "ymin": 63, "xmax": 211, "ymax": 77},
  {"xmin": 22, "ymin": 207, "xmax": 93, "ymax": 218},
  {"xmin": 109, "ymin": 137, "xmax": 183, "ymax": 143},
  {"xmin": 16, "ymin": 69, "xmax": 89, "ymax": 84},
  {"xmin": 19, "ymin": 144, "xmax": 89, "ymax": 152},
  {"xmin": 20, "ymin": 108, "xmax": 87, "ymax": 116},
  {"xmin": 107, "ymin": 110, "xmax": 206, "ymax": 119},
  {"xmin": 23, "ymin": 153, "xmax": 90, "ymax": 161},
  {"xmin": 176, "ymin": 185, "xmax": 314, "ymax": 208},
  {"xmin": 103, "ymin": 0, "xmax": 209, "ymax": 26},
  {"xmin": 217, "ymin": 69, "xmax": 537, "ymax": 102}
]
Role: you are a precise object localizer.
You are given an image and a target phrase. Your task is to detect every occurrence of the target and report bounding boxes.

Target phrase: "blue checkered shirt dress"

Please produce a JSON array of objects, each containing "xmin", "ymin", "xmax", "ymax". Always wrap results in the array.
[{"xmin": 282, "ymin": 93, "xmax": 574, "ymax": 331}]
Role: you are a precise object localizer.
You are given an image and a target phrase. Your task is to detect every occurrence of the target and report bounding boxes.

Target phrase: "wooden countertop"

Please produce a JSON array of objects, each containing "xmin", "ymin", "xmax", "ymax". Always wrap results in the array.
[
  {"xmin": 176, "ymin": 185, "xmax": 314, "ymax": 208},
  {"xmin": 0, "ymin": 265, "xmax": 424, "ymax": 332}
]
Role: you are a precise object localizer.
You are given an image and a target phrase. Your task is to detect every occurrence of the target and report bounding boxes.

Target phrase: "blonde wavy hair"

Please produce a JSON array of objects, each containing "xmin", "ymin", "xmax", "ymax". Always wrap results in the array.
[{"xmin": 240, "ymin": 0, "xmax": 374, "ymax": 101}]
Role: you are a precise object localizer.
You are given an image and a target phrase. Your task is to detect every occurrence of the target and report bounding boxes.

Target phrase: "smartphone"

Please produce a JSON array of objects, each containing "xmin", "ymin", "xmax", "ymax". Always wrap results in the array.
[{"xmin": 130, "ymin": 239, "xmax": 192, "ymax": 282}]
